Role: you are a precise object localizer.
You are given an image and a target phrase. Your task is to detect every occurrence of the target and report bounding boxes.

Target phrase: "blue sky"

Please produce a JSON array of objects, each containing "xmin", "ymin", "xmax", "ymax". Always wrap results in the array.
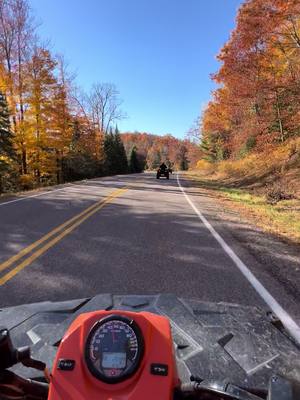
[{"xmin": 29, "ymin": 0, "xmax": 242, "ymax": 138}]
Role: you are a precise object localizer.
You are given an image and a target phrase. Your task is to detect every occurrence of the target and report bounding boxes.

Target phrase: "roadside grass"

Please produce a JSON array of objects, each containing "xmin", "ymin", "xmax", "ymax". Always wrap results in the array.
[{"xmin": 187, "ymin": 174, "xmax": 300, "ymax": 244}]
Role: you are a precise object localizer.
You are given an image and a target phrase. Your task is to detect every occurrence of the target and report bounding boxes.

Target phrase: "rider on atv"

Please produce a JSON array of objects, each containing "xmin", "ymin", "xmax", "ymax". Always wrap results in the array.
[
  {"xmin": 160, "ymin": 162, "xmax": 167, "ymax": 171},
  {"xmin": 157, "ymin": 162, "xmax": 170, "ymax": 179}
]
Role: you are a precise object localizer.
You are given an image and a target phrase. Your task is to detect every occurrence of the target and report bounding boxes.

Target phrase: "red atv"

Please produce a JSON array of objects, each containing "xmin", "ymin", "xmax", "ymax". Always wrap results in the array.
[{"xmin": 0, "ymin": 294, "xmax": 299, "ymax": 399}]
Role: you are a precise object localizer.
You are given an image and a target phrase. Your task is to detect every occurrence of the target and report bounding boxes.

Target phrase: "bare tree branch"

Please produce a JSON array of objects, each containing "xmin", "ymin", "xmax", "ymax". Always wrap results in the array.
[{"xmin": 87, "ymin": 82, "xmax": 125, "ymax": 133}]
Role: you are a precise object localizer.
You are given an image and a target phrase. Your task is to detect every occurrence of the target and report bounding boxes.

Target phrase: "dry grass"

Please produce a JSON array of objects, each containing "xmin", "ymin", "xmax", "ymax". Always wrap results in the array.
[
  {"xmin": 219, "ymin": 188, "xmax": 300, "ymax": 243},
  {"xmin": 190, "ymin": 138, "xmax": 300, "ymax": 244},
  {"xmin": 196, "ymin": 138, "xmax": 300, "ymax": 192},
  {"xmin": 187, "ymin": 176, "xmax": 300, "ymax": 244}
]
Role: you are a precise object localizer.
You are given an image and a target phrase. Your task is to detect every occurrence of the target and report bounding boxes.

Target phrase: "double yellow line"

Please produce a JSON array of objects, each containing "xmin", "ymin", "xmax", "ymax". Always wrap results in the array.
[{"xmin": 0, "ymin": 187, "xmax": 128, "ymax": 285}]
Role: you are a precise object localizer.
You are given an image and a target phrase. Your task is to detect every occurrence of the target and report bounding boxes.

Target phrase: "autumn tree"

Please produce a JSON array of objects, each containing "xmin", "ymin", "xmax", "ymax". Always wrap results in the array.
[
  {"xmin": 50, "ymin": 55, "xmax": 73, "ymax": 183},
  {"xmin": 84, "ymin": 83, "xmax": 125, "ymax": 174},
  {"xmin": 25, "ymin": 46, "xmax": 57, "ymax": 182},
  {"xmin": 147, "ymin": 145, "xmax": 161, "ymax": 169},
  {"xmin": 0, "ymin": 0, "xmax": 200, "ymax": 191},
  {"xmin": 121, "ymin": 132, "xmax": 199, "ymax": 170},
  {"xmin": 0, "ymin": 0, "xmax": 35, "ymax": 174},
  {"xmin": 88, "ymin": 83, "xmax": 124, "ymax": 134},
  {"xmin": 0, "ymin": 0, "xmax": 18, "ymax": 125},
  {"xmin": 61, "ymin": 118, "xmax": 97, "ymax": 181},
  {"xmin": 199, "ymin": 0, "xmax": 300, "ymax": 163}
]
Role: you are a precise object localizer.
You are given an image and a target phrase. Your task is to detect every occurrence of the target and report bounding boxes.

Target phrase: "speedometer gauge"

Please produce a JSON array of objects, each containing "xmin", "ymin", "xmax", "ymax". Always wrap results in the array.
[{"xmin": 85, "ymin": 315, "xmax": 144, "ymax": 383}]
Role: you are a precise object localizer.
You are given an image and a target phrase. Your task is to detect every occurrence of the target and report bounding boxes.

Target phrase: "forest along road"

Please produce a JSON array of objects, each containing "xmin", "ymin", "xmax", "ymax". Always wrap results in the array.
[{"xmin": 0, "ymin": 172, "xmax": 300, "ymax": 336}]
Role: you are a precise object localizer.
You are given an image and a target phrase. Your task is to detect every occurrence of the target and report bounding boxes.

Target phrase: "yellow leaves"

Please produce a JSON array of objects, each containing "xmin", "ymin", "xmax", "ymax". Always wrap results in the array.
[
  {"xmin": 0, "ymin": 155, "xmax": 10, "ymax": 163},
  {"xmin": 196, "ymin": 160, "xmax": 216, "ymax": 175},
  {"xmin": 19, "ymin": 174, "xmax": 35, "ymax": 190},
  {"xmin": 197, "ymin": 137, "xmax": 300, "ymax": 181}
]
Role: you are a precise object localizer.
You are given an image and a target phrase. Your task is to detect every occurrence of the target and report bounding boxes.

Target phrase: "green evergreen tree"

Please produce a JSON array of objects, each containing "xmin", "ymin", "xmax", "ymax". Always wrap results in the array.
[
  {"xmin": 103, "ymin": 128, "xmax": 116, "ymax": 174},
  {"xmin": 129, "ymin": 146, "xmax": 142, "ymax": 173},
  {"xmin": 114, "ymin": 126, "xmax": 128, "ymax": 174},
  {"xmin": 200, "ymin": 137, "xmax": 217, "ymax": 162},
  {"xmin": 103, "ymin": 126, "xmax": 128, "ymax": 175},
  {"xmin": 0, "ymin": 92, "xmax": 16, "ymax": 192},
  {"xmin": 0, "ymin": 92, "xmax": 14, "ymax": 159}
]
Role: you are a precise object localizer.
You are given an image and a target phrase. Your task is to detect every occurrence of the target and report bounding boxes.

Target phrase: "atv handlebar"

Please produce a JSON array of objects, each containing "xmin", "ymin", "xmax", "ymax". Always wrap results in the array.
[
  {"xmin": 0, "ymin": 328, "xmax": 30, "ymax": 370},
  {"xmin": 0, "ymin": 328, "xmax": 47, "ymax": 372},
  {"xmin": 180, "ymin": 380, "xmax": 264, "ymax": 399},
  {"xmin": 0, "ymin": 328, "xmax": 49, "ymax": 400},
  {"xmin": 0, "ymin": 327, "xmax": 299, "ymax": 400},
  {"xmin": 0, "ymin": 370, "xmax": 49, "ymax": 400}
]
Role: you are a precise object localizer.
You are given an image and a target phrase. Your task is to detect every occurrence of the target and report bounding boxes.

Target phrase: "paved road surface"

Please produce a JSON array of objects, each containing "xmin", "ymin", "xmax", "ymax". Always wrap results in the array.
[{"xmin": 0, "ymin": 173, "xmax": 299, "ymax": 333}]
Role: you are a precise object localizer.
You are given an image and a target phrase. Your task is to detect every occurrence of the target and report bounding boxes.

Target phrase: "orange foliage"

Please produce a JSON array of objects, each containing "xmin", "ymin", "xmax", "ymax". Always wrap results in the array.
[
  {"xmin": 121, "ymin": 132, "xmax": 200, "ymax": 170},
  {"xmin": 201, "ymin": 0, "xmax": 300, "ymax": 162}
]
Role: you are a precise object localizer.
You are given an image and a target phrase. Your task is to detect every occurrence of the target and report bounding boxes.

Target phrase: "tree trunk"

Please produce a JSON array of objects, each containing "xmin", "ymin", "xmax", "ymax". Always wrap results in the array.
[
  {"xmin": 22, "ymin": 147, "xmax": 27, "ymax": 174},
  {"xmin": 275, "ymin": 90, "xmax": 284, "ymax": 142},
  {"xmin": 18, "ymin": 43, "xmax": 27, "ymax": 175},
  {"xmin": 56, "ymin": 150, "xmax": 62, "ymax": 184},
  {"xmin": 36, "ymin": 112, "xmax": 41, "ymax": 183}
]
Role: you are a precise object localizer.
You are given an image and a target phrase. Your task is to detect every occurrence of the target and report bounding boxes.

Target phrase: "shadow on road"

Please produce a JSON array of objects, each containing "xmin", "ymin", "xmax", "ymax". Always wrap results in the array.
[{"xmin": 0, "ymin": 173, "xmax": 299, "ymax": 317}]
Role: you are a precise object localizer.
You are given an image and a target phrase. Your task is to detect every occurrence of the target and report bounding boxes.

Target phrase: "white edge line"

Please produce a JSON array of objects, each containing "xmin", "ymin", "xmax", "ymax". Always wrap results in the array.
[
  {"xmin": 176, "ymin": 173, "xmax": 300, "ymax": 345},
  {"xmin": 0, "ymin": 186, "xmax": 70, "ymax": 207},
  {"xmin": 0, "ymin": 177, "xmax": 127, "ymax": 207}
]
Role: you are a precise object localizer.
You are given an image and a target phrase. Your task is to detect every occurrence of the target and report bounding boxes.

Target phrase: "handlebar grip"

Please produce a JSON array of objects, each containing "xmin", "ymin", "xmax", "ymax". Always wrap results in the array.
[
  {"xmin": 0, "ymin": 328, "xmax": 19, "ymax": 370},
  {"xmin": 0, "ymin": 370, "xmax": 48, "ymax": 400},
  {"xmin": 0, "ymin": 328, "xmax": 32, "ymax": 370}
]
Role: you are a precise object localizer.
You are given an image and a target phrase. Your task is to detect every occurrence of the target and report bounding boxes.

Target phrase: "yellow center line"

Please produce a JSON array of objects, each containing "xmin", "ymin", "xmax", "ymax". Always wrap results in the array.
[
  {"xmin": 0, "ymin": 187, "xmax": 128, "ymax": 285},
  {"xmin": 0, "ymin": 187, "xmax": 127, "ymax": 275}
]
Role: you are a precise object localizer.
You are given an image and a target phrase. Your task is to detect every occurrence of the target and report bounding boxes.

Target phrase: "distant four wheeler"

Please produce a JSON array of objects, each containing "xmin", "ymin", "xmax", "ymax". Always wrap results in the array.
[{"xmin": 156, "ymin": 167, "xmax": 170, "ymax": 179}]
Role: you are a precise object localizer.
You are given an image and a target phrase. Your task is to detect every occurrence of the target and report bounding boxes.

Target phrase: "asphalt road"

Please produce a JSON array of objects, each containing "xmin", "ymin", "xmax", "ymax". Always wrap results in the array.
[{"xmin": 0, "ymin": 173, "xmax": 299, "ymax": 331}]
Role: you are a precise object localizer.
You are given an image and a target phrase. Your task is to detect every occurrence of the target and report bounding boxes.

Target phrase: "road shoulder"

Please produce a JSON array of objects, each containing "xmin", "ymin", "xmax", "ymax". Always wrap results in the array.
[{"xmin": 179, "ymin": 173, "xmax": 300, "ymax": 324}]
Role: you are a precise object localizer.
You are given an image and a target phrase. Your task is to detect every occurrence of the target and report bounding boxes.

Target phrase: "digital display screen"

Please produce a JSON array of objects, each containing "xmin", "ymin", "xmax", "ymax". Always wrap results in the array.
[{"xmin": 102, "ymin": 352, "xmax": 126, "ymax": 369}]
